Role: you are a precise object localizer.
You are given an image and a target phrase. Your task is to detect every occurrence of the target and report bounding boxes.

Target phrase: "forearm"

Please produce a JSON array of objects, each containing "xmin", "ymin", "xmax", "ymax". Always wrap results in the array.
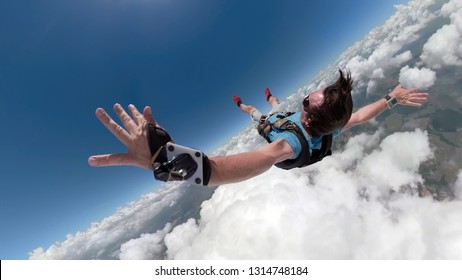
[
  {"xmin": 354, "ymin": 98, "xmax": 388, "ymax": 124},
  {"xmin": 207, "ymin": 152, "xmax": 274, "ymax": 186},
  {"xmin": 207, "ymin": 140, "xmax": 292, "ymax": 186}
]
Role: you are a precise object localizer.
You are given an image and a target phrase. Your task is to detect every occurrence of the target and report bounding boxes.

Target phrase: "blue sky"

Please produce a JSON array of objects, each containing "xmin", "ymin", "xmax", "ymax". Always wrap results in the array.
[{"xmin": 0, "ymin": 0, "xmax": 409, "ymax": 259}]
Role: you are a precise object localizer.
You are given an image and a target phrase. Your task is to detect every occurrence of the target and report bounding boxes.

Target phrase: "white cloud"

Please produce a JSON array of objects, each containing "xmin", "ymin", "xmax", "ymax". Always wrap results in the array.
[
  {"xmin": 441, "ymin": 0, "xmax": 462, "ymax": 18},
  {"xmin": 421, "ymin": 0, "xmax": 462, "ymax": 68},
  {"xmin": 164, "ymin": 130, "xmax": 462, "ymax": 259},
  {"xmin": 454, "ymin": 171, "xmax": 462, "ymax": 200},
  {"xmin": 371, "ymin": 68, "xmax": 385, "ymax": 79},
  {"xmin": 421, "ymin": 24, "xmax": 462, "ymax": 68},
  {"xmin": 346, "ymin": 47, "xmax": 413, "ymax": 85},
  {"xmin": 367, "ymin": 79, "xmax": 378, "ymax": 94},
  {"xmin": 399, "ymin": 65, "xmax": 436, "ymax": 89},
  {"xmin": 356, "ymin": 130, "xmax": 432, "ymax": 195},
  {"xmin": 119, "ymin": 223, "xmax": 172, "ymax": 260}
]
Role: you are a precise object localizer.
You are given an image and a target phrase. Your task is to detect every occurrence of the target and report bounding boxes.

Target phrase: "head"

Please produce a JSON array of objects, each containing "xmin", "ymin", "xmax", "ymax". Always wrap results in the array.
[{"xmin": 301, "ymin": 69, "xmax": 353, "ymax": 137}]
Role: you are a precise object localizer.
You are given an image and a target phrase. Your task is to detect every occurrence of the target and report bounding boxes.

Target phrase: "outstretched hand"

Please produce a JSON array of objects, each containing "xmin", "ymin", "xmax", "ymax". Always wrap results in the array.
[
  {"xmin": 389, "ymin": 84, "xmax": 429, "ymax": 107},
  {"xmin": 88, "ymin": 104, "xmax": 164, "ymax": 170}
]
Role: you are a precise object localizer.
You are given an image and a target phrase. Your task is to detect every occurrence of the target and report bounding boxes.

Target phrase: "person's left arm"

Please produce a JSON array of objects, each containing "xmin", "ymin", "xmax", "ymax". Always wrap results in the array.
[{"xmin": 342, "ymin": 84, "xmax": 428, "ymax": 131}]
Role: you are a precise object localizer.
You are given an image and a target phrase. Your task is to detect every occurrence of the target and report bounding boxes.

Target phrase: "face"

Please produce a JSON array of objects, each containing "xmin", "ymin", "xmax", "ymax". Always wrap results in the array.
[{"xmin": 301, "ymin": 90, "xmax": 324, "ymax": 132}]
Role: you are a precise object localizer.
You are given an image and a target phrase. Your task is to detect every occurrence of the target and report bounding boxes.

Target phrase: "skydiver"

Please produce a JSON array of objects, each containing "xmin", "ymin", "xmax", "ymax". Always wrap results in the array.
[{"xmin": 88, "ymin": 70, "xmax": 428, "ymax": 186}]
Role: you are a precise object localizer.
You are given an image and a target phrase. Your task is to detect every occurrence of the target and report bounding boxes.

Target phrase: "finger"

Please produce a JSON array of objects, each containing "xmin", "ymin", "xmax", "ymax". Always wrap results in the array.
[
  {"xmin": 407, "ymin": 88, "xmax": 421, "ymax": 93},
  {"xmin": 143, "ymin": 106, "xmax": 172, "ymax": 141},
  {"xmin": 409, "ymin": 97, "xmax": 428, "ymax": 102},
  {"xmin": 96, "ymin": 108, "xmax": 130, "ymax": 145},
  {"xmin": 411, "ymin": 93, "xmax": 429, "ymax": 98},
  {"xmin": 114, "ymin": 103, "xmax": 137, "ymax": 133},
  {"xmin": 88, "ymin": 153, "xmax": 133, "ymax": 167},
  {"xmin": 143, "ymin": 106, "xmax": 158, "ymax": 126},
  {"xmin": 405, "ymin": 101, "xmax": 423, "ymax": 107},
  {"xmin": 128, "ymin": 104, "xmax": 146, "ymax": 126}
]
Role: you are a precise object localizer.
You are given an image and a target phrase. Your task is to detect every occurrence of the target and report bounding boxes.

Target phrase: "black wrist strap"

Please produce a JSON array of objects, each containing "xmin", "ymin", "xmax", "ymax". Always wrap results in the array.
[
  {"xmin": 147, "ymin": 123, "xmax": 172, "ymax": 164},
  {"xmin": 202, "ymin": 154, "xmax": 212, "ymax": 186},
  {"xmin": 383, "ymin": 94, "xmax": 398, "ymax": 109},
  {"xmin": 146, "ymin": 123, "xmax": 211, "ymax": 186}
]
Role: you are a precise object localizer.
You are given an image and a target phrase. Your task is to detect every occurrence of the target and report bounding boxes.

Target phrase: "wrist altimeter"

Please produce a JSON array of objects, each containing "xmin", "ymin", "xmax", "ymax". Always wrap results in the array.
[
  {"xmin": 384, "ymin": 94, "xmax": 398, "ymax": 109},
  {"xmin": 146, "ymin": 122, "xmax": 211, "ymax": 186}
]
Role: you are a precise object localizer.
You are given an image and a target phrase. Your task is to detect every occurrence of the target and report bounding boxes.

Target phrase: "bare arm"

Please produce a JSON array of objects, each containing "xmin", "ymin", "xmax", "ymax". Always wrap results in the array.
[
  {"xmin": 89, "ymin": 104, "xmax": 294, "ymax": 186},
  {"xmin": 343, "ymin": 84, "xmax": 428, "ymax": 131},
  {"xmin": 207, "ymin": 139, "xmax": 294, "ymax": 186},
  {"xmin": 342, "ymin": 98, "xmax": 388, "ymax": 131}
]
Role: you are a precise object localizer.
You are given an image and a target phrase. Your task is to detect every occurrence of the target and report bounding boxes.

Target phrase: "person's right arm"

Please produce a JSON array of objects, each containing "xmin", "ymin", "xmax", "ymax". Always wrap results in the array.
[
  {"xmin": 88, "ymin": 104, "xmax": 294, "ymax": 186},
  {"xmin": 207, "ymin": 139, "xmax": 294, "ymax": 186}
]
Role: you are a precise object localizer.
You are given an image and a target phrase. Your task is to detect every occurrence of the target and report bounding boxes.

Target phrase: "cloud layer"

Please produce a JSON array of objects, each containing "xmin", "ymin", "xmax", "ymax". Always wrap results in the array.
[
  {"xmin": 29, "ymin": 183, "xmax": 214, "ymax": 259},
  {"xmin": 30, "ymin": 0, "xmax": 462, "ymax": 260},
  {"xmin": 164, "ymin": 130, "xmax": 462, "ymax": 259}
]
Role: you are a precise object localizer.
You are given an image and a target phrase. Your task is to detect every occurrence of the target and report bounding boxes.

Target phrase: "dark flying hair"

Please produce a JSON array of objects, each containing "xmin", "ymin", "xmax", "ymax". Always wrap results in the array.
[{"xmin": 304, "ymin": 69, "xmax": 353, "ymax": 136}]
